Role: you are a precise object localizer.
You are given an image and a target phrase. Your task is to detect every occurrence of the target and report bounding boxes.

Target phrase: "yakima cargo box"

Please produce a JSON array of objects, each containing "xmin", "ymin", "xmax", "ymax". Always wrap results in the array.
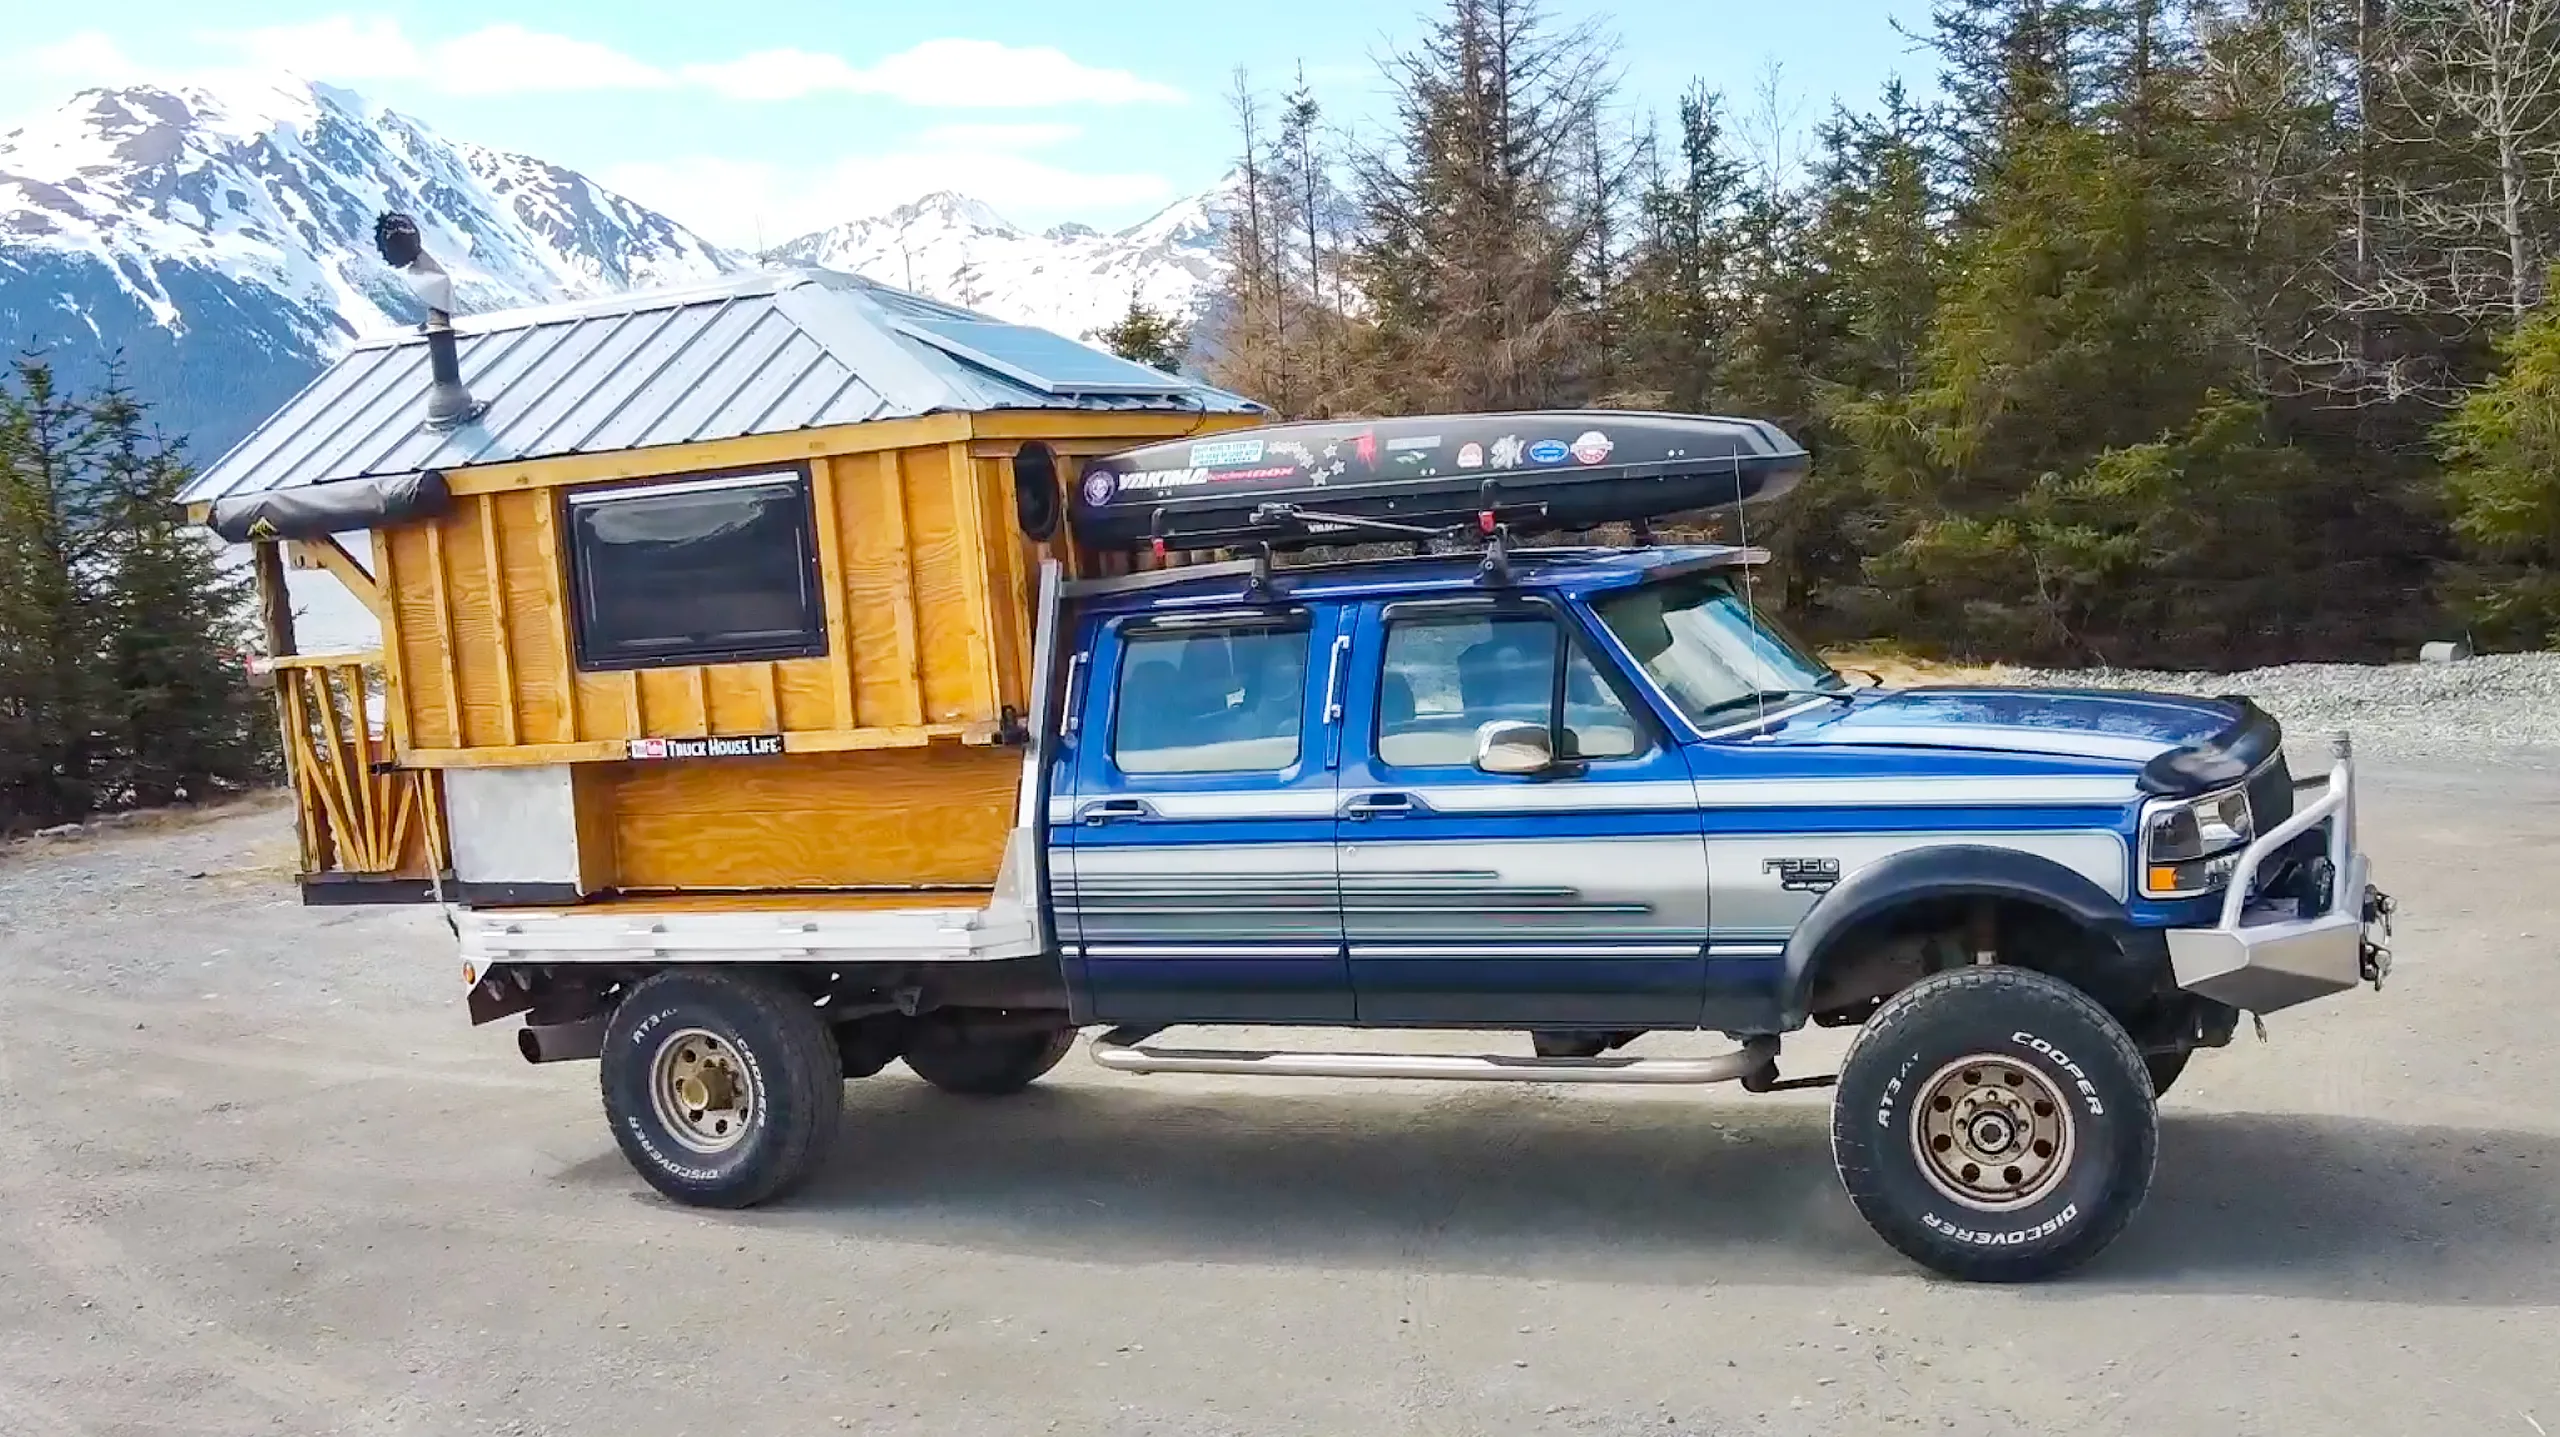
[{"xmin": 1072, "ymin": 410, "xmax": 1809, "ymax": 549}]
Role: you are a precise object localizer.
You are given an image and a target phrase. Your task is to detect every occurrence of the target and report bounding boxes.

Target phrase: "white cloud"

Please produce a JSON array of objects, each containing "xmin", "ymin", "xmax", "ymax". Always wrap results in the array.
[
  {"xmin": 431, "ymin": 24, "xmax": 671, "ymax": 95},
  {"xmin": 30, "ymin": 30, "xmax": 143, "ymax": 83},
  {"xmin": 680, "ymin": 38, "xmax": 1184, "ymax": 107},
  {"xmin": 226, "ymin": 16, "xmax": 422, "ymax": 80},
  {"xmin": 213, "ymin": 17, "xmax": 673, "ymax": 95},
  {"xmin": 600, "ymin": 148, "xmax": 1177, "ymax": 252},
  {"xmin": 912, "ymin": 121, "xmax": 1082, "ymax": 151}
]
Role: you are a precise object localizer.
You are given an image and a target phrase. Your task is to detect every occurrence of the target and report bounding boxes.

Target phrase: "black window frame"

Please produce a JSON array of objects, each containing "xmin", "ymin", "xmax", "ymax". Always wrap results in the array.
[
  {"xmin": 562, "ymin": 466, "xmax": 830, "ymax": 673},
  {"xmin": 1371, "ymin": 597, "xmax": 1660, "ymax": 770}
]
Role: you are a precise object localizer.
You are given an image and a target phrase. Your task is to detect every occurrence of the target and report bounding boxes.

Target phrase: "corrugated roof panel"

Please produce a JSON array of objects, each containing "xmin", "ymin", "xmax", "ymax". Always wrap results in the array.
[
  {"xmin": 188, "ymin": 344, "xmax": 403, "ymax": 502},
  {"xmin": 187, "ymin": 268, "xmax": 1265, "ymax": 507},
  {"xmin": 655, "ymin": 308, "xmax": 801, "ymax": 444},
  {"xmin": 753, "ymin": 356, "xmax": 865, "ymax": 434},
  {"xmin": 685, "ymin": 332, "xmax": 834, "ymax": 442},
  {"xmin": 586, "ymin": 298, "xmax": 770, "ymax": 453},
  {"xmin": 546, "ymin": 299, "xmax": 732, "ymax": 456}
]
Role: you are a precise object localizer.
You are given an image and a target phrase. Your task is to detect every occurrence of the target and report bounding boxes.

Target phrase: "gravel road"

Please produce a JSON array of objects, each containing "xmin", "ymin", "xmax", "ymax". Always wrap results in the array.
[
  {"xmin": 2016, "ymin": 650, "xmax": 2560, "ymax": 756},
  {"xmin": 1, "ymin": 730, "xmax": 2556, "ymax": 1434}
]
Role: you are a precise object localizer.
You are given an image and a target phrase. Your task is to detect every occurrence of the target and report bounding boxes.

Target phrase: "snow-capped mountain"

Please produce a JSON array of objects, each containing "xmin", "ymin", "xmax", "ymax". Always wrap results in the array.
[
  {"xmin": 766, "ymin": 184, "xmax": 1233, "ymax": 346},
  {"xmin": 0, "ymin": 76, "xmax": 744, "ymax": 459}
]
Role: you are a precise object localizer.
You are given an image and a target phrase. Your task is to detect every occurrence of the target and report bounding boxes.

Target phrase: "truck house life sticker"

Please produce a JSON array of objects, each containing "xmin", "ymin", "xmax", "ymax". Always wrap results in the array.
[{"xmin": 627, "ymin": 734, "xmax": 786, "ymax": 761}]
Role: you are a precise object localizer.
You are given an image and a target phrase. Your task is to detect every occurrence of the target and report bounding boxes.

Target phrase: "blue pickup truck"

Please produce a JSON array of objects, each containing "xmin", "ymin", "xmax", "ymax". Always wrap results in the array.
[{"xmin": 465, "ymin": 410, "xmax": 2392, "ymax": 1282}]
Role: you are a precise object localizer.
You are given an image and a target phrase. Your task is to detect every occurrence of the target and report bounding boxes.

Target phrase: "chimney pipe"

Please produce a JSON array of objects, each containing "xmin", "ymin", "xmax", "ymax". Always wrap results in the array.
[{"xmin": 373, "ymin": 212, "xmax": 485, "ymax": 431}]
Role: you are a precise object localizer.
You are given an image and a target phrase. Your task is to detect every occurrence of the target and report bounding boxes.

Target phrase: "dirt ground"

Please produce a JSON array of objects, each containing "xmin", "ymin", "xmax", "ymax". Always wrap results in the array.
[{"xmin": 2, "ymin": 755, "xmax": 2556, "ymax": 1437}]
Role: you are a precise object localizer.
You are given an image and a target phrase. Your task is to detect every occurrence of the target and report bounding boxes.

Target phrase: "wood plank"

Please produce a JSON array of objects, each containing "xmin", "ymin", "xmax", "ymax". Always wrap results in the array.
[
  {"xmin": 476, "ymin": 494, "xmax": 519, "ymax": 747},
  {"xmin": 394, "ymin": 723, "xmax": 970, "ymax": 768},
  {"xmin": 527, "ymin": 496, "xmax": 581, "ymax": 744},
  {"xmin": 441, "ymin": 412, "xmax": 973, "ymax": 495},
  {"xmin": 902, "ymin": 446, "xmax": 976, "ymax": 724},
  {"xmin": 772, "ymin": 658, "xmax": 835, "ymax": 731},
  {"xmin": 947, "ymin": 442, "xmax": 1002, "ymax": 717},
  {"xmin": 687, "ymin": 666, "xmax": 710, "ymax": 736},
  {"xmin": 371, "ymin": 530, "xmax": 415, "ymax": 752},
  {"xmin": 480, "ymin": 889, "xmax": 997, "ymax": 915},
  {"xmin": 420, "ymin": 521, "xmax": 464, "ymax": 749},
  {"xmin": 285, "ymin": 535, "xmax": 388, "ymax": 622},
  {"xmin": 806, "ymin": 454, "xmax": 856, "ymax": 729},
  {"xmin": 843, "ymin": 449, "xmax": 926, "ymax": 727}
]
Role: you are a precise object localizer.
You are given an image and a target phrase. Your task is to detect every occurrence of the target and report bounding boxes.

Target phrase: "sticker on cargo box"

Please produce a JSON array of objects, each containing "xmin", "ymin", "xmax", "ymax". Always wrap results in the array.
[
  {"xmin": 628, "ymin": 734, "xmax": 785, "ymax": 761},
  {"xmin": 1189, "ymin": 438, "xmax": 1266, "ymax": 467}
]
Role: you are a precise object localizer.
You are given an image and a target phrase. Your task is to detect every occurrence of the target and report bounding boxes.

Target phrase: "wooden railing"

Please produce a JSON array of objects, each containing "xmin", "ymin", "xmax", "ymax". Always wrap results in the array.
[{"xmin": 272, "ymin": 653, "xmax": 444, "ymax": 882}]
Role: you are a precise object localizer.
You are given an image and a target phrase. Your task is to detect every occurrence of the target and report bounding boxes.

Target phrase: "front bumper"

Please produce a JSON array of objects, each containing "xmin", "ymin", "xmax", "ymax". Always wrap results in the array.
[{"xmin": 2165, "ymin": 736, "xmax": 2393, "ymax": 1014}]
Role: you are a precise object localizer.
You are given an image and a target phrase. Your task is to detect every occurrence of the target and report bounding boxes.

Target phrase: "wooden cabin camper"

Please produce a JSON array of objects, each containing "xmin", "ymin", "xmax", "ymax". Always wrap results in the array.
[{"xmin": 182, "ymin": 267, "xmax": 1264, "ymax": 907}]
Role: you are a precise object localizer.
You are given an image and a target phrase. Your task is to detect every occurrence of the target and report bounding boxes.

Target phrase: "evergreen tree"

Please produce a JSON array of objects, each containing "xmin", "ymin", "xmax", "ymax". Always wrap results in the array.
[
  {"xmin": 0, "ymin": 361, "xmax": 110, "ymax": 825},
  {"xmin": 2441, "ymin": 289, "xmax": 2560, "ymax": 643},
  {"xmin": 1099, "ymin": 292, "xmax": 1190, "ymax": 374},
  {"xmin": 87, "ymin": 386, "xmax": 261, "ymax": 807}
]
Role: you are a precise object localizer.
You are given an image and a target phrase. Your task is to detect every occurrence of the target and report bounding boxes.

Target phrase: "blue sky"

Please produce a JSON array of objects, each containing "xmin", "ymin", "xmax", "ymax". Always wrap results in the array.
[{"xmin": 8, "ymin": 0, "xmax": 1935, "ymax": 248}]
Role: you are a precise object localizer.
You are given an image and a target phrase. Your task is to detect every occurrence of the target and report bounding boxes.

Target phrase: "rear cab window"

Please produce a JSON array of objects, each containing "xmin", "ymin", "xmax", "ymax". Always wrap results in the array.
[
  {"xmin": 1374, "ymin": 610, "xmax": 1645, "ymax": 769},
  {"xmin": 1110, "ymin": 618, "xmax": 1312, "ymax": 775}
]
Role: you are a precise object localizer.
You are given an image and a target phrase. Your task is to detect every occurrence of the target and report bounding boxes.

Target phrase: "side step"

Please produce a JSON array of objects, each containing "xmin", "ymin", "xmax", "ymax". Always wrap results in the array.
[{"xmin": 1088, "ymin": 1028, "xmax": 1778, "ymax": 1085}]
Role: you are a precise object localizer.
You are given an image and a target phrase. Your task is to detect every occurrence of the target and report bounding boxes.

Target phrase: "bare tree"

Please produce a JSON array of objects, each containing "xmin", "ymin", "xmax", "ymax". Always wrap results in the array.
[{"xmin": 2369, "ymin": 0, "xmax": 2560, "ymax": 324}]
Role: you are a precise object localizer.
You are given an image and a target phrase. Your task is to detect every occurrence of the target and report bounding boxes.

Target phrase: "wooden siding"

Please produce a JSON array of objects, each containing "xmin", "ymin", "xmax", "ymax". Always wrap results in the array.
[{"xmin": 608, "ymin": 745, "xmax": 1021, "ymax": 889}]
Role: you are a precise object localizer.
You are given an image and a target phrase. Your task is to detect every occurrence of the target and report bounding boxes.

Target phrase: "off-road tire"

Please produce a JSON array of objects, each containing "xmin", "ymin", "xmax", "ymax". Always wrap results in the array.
[
  {"xmin": 599, "ymin": 969, "xmax": 842, "ymax": 1208},
  {"xmin": 2144, "ymin": 1047, "xmax": 2192, "ymax": 1098},
  {"xmin": 1832, "ymin": 965, "xmax": 2158, "ymax": 1283},
  {"xmin": 903, "ymin": 1020, "xmax": 1076, "ymax": 1096}
]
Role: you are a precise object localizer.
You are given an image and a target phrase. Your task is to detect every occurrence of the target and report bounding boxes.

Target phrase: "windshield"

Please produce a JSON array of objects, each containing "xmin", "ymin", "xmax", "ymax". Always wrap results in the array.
[{"xmin": 1592, "ymin": 574, "xmax": 1843, "ymax": 727}]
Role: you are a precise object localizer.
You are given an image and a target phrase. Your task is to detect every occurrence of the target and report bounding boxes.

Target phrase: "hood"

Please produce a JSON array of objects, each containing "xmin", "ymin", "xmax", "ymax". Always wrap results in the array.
[{"xmin": 1762, "ymin": 686, "xmax": 2241, "ymax": 765}]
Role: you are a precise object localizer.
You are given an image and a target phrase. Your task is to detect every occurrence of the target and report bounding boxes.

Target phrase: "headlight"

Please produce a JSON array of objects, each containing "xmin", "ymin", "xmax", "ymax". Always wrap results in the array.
[{"xmin": 2139, "ymin": 784, "xmax": 2254, "ymax": 897}]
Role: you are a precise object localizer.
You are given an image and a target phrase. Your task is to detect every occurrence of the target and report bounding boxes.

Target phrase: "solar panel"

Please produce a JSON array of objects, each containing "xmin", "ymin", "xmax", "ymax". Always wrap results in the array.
[{"xmin": 892, "ymin": 317, "xmax": 1194, "ymax": 396}]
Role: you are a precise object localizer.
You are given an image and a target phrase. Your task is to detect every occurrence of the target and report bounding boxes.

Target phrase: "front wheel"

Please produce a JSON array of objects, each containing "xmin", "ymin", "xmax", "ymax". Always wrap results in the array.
[
  {"xmin": 1831, "ymin": 966, "xmax": 2158, "ymax": 1282},
  {"xmin": 599, "ymin": 970, "xmax": 843, "ymax": 1208}
]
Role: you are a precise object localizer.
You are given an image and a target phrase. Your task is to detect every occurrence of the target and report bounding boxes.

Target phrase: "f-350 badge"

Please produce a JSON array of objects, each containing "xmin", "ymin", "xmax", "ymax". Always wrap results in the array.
[{"xmin": 1763, "ymin": 857, "xmax": 1842, "ymax": 893}]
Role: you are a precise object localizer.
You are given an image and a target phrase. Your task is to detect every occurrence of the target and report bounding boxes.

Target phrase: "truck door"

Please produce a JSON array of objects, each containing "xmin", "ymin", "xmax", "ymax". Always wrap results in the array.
[
  {"xmin": 1055, "ymin": 603, "xmax": 1352, "ymax": 1023},
  {"xmin": 1335, "ymin": 597, "xmax": 1712, "ymax": 1026}
]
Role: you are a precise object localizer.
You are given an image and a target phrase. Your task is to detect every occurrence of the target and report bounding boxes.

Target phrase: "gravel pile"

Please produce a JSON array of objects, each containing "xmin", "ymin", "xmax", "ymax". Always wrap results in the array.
[{"xmin": 2011, "ymin": 650, "xmax": 2560, "ymax": 755}]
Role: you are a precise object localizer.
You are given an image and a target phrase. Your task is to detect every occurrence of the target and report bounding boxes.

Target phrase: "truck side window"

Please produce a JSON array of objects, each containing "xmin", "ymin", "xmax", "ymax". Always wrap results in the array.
[
  {"xmin": 1110, "ymin": 621, "xmax": 1310, "ymax": 775},
  {"xmin": 1377, "ymin": 615, "xmax": 1641, "ymax": 768}
]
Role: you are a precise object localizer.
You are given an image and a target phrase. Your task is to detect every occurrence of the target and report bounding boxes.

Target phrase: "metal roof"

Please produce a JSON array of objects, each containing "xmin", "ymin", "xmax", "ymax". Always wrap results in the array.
[{"xmin": 181, "ymin": 268, "xmax": 1265, "ymax": 507}]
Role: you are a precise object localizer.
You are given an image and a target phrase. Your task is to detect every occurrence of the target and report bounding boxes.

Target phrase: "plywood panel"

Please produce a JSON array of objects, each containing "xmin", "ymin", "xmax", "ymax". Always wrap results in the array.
[
  {"xmin": 704, "ymin": 664, "xmax": 779, "ymax": 734},
  {"xmin": 842, "ymin": 449, "xmax": 925, "ymax": 728},
  {"xmin": 774, "ymin": 657, "xmax": 836, "ymax": 731},
  {"xmin": 610, "ymin": 744, "xmax": 1020, "ymax": 889},
  {"xmin": 636, "ymin": 668, "xmax": 706, "ymax": 737}
]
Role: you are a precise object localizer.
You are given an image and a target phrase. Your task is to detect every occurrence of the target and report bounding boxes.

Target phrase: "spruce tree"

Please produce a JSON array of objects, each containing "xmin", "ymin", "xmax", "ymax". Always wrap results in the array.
[{"xmin": 1099, "ymin": 293, "xmax": 1190, "ymax": 374}]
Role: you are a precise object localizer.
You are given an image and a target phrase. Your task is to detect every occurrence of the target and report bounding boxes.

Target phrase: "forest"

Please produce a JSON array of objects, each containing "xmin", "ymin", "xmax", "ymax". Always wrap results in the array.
[
  {"xmin": 0, "ymin": 361, "xmax": 267, "ymax": 830},
  {"xmin": 1158, "ymin": 0, "xmax": 2560, "ymax": 666}
]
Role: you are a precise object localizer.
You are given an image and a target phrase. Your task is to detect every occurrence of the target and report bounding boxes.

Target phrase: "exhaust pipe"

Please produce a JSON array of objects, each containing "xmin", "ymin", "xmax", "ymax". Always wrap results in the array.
[
  {"xmin": 373, "ymin": 212, "xmax": 486, "ymax": 431},
  {"xmin": 518, "ymin": 1018, "xmax": 605, "ymax": 1064}
]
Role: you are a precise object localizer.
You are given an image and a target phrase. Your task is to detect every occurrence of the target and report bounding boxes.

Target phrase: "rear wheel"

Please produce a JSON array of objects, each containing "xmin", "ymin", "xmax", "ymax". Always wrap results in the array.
[
  {"xmin": 1831, "ymin": 966, "xmax": 2158, "ymax": 1282},
  {"xmin": 599, "ymin": 970, "xmax": 842, "ymax": 1208},
  {"xmin": 903, "ymin": 1017, "xmax": 1076, "ymax": 1096}
]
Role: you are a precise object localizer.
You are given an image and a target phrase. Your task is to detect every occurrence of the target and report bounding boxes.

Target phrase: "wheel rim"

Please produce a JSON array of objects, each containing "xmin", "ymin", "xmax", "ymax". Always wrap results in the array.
[
  {"xmin": 649, "ymin": 1027, "xmax": 758, "ymax": 1155},
  {"xmin": 1909, "ymin": 1053, "xmax": 2076, "ymax": 1211}
]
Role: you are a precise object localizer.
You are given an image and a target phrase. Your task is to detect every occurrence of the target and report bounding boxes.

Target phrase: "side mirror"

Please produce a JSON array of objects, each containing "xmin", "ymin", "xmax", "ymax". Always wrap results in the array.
[{"xmin": 1474, "ymin": 720, "xmax": 1553, "ymax": 775}]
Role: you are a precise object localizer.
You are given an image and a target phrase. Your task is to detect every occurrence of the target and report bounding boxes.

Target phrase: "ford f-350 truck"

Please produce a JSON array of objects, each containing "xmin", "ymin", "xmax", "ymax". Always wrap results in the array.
[{"xmin": 459, "ymin": 410, "xmax": 2392, "ymax": 1282}]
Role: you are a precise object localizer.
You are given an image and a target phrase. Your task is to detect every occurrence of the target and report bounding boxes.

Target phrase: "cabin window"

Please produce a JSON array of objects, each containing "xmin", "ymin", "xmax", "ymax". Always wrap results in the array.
[{"xmin": 566, "ymin": 471, "xmax": 827, "ymax": 671}]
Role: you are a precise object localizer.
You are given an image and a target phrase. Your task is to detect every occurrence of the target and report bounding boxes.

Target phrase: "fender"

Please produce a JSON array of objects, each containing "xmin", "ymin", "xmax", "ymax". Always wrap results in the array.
[{"xmin": 1774, "ymin": 844, "xmax": 2151, "ymax": 1030}]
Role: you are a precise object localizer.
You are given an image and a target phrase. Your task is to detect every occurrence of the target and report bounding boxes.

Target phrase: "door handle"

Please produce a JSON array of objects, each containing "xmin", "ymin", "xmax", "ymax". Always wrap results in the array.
[
  {"xmin": 1344, "ymin": 792, "xmax": 1420, "ymax": 819},
  {"xmin": 1079, "ymin": 799, "xmax": 1154, "ymax": 825}
]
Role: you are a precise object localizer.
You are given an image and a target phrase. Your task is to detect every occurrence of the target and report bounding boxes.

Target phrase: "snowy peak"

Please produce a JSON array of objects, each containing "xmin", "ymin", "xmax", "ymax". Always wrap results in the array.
[
  {"xmin": 766, "ymin": 181, "xmax": 1235, "ymax": 345},
  {"xmin": 0, "ymin": 73, "xmax": 743, "ymax": 458}
]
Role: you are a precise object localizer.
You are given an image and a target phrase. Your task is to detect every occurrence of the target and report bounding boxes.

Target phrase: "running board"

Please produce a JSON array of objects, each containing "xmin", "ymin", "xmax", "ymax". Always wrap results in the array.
[{"xmin": 1088, "ymin": 1029, "xmax": 1778, "ymax": 1085}]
